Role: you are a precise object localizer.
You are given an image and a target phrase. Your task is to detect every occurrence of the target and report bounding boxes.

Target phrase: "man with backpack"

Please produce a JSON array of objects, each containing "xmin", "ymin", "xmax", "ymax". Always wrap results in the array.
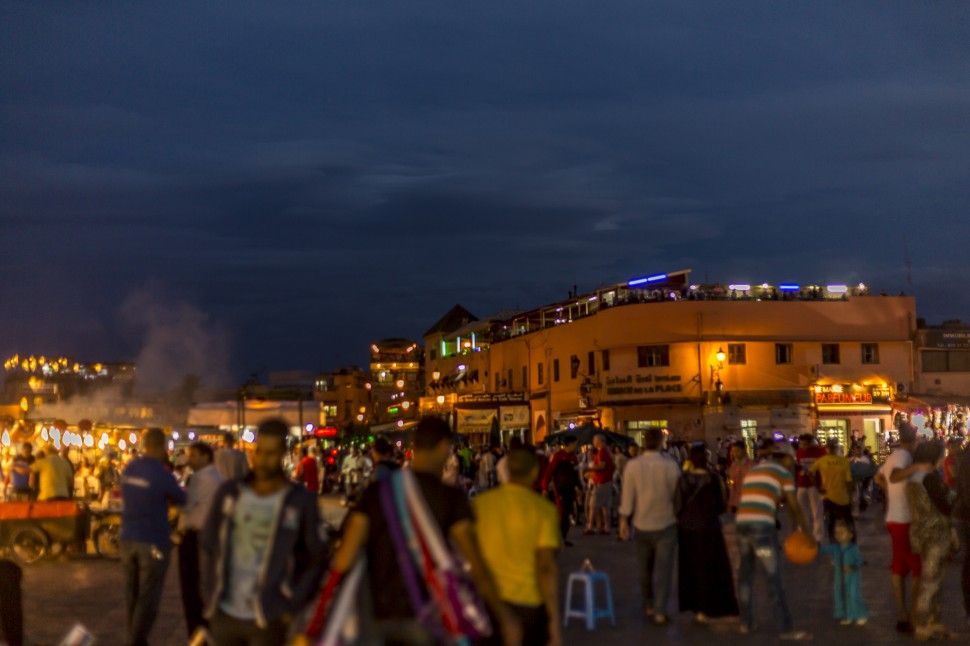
[
  {"xmin": 324, "ymin": 416, "xmax": 522, "ymax": 645},
  {"xmin": 542, "ymin": 436, "xmax": 580, "ymax": 546}
]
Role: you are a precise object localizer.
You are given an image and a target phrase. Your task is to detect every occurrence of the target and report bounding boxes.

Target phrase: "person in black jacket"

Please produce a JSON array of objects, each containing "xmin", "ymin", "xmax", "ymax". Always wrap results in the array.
[{"xmin": 200, "ymin": 419, "xmax": 326, "ymax": 646}]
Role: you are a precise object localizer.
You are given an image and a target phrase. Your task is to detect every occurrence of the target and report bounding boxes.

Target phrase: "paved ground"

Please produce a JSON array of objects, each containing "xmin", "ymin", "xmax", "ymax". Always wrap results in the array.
[{"xmin": 14, "ymin": 501, "xmax": 970, "ymax": 645}]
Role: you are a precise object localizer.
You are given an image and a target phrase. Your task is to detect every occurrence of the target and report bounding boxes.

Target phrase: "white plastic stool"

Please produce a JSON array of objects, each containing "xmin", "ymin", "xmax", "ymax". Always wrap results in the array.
[{"xmin": 563, "ymin": 560, "xmax": 616, "ymax": 630}]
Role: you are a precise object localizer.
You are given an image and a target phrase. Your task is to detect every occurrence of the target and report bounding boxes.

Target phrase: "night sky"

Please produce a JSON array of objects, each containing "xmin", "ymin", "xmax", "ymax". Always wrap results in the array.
[{"xmin": 2, "ymin": 2, "xmax": 969, "ymax": 391}]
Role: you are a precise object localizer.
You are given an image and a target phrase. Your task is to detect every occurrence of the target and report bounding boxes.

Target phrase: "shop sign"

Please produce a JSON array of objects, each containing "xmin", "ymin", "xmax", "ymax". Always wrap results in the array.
[
  {"xmin": 456, "ymin": 409, "xmax": 497, "ymax": 434},
  {"xmin": 499, "ymin": 405, "xmax": 530, "ymax": 431},
  {"xmin": 313, "ymin": 426, "xmax": 338, "ymax": 437},
  {"xmin": 924, "ymin": 329, "xmax": 970, "ymax": 350},
  {"xmin": 605, "ymin": 374, "xmax": 683, "ymax": 397},
  {"xmin": 814, "ymin": 384, "xmax": 890, "ymax": 405},
  {"xmin": 459, "ymin": 392, "xmax": 525, "ymax": 403}
]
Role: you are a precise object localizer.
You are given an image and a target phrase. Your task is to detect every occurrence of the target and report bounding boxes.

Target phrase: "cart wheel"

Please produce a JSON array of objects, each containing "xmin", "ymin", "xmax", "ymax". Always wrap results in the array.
[
  {"xmin": 11, "ymin": 526, "xmax": 50, "ymax": 565},
  {"xmin": 94, "ymin": 524, "xmax": 121, "ymax": 560}
]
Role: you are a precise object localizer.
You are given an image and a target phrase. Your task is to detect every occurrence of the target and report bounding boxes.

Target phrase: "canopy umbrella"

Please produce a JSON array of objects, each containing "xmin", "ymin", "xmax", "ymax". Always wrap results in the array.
[{"xmin": 543, "ymin": 425, "xmax": 635, "ymax": 450}]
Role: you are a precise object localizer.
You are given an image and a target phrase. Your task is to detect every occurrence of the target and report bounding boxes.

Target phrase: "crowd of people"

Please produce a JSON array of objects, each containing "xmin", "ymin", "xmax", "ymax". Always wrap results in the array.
[{"xmin": 8, "ymin": 416, "xmax": 970, "ymax": 645}]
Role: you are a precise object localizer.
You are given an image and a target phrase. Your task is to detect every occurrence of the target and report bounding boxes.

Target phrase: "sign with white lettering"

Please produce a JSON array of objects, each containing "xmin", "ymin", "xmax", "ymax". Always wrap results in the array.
[{"xmin": 604, "ymin": 374, "xmax": 684, "ymax": 398}]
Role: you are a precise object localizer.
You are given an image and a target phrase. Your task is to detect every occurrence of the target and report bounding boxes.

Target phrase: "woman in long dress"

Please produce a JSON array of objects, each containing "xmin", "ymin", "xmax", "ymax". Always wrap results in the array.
[{"xmin": 676, "ymin": 443, "xmax": 739, "ymax": 624}]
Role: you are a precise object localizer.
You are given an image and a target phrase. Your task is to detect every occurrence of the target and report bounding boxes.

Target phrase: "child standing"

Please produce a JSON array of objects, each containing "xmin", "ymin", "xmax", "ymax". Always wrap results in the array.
[{"xmin": 820, "ymin": 521, "xmax": 869, "ymax": 625}]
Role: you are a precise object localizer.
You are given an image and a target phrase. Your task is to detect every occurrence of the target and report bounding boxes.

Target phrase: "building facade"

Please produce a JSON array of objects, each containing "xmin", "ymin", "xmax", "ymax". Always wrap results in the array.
[{"xmin": 422, "ymin": 273, "xmax": 916, "ymax": 452}]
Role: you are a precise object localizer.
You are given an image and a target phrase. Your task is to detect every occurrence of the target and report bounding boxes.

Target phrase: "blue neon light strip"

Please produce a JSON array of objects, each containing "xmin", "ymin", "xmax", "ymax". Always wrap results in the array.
[
  {"xmin": 778, "ymin": 284, "xmax": 800, "ymax": 291},
  {"xmin": 628, "ymin": 273, "xmax": 667, "ymax": 287}
]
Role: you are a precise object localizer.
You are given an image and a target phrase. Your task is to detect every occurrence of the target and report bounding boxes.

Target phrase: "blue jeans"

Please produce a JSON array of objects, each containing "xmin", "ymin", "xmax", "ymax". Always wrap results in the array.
[
  {"xmin": 736, "ymin": 524, "xmax": 792, "ymax": 632},
  {"xmin": 121, "ymin": 541, "xmax": 171, "ymax": 646},
  {"xmin": 634, "ymin": 523, "xmax": 677, "ymax": 617}
]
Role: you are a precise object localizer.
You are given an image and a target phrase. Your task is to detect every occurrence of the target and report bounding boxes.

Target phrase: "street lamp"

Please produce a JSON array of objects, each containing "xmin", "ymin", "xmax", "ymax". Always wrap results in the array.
[{"xmin": 711, "ymin": 347, "xmax": 725, "ymax": 403}]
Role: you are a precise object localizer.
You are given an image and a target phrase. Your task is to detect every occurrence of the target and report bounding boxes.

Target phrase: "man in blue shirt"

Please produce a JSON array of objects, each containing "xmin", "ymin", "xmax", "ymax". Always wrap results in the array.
[{"xmin": 120, "ymin": 428, "xmax": 186, "ymax": 646}]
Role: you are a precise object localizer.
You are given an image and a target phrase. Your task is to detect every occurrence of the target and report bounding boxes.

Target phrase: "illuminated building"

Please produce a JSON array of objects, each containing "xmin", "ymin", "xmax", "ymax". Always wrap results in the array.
[
  {"xmin": 369, "ymin": 338, "xmax": 423, "ymax": 428},
  {"xmin": 314, "ymin": 367, "xmax": 373, "ymax": 430},
  {"xmin": 422, "ymin": 272, "xmax": 915, "ymax": 451}
]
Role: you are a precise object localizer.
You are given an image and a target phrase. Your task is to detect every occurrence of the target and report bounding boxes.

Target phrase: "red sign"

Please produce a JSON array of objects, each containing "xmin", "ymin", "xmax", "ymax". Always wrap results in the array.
[
  {"xmin": 313, "ymin": 427, "xmax": 338, "ymax": 438},
  {"xmin": 815, "ymin": 391, "xmax": 873, "ymax": 405}
]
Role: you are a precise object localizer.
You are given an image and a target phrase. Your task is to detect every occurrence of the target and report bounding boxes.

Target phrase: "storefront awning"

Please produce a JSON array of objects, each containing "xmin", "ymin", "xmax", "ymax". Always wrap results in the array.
[
  {"xmin": 906, "ymin": 393, "xmax": 970, "ymax": 409},
  {"xmin": 816, "ymin": 405, "xmax": 893, "ymax": 415}
]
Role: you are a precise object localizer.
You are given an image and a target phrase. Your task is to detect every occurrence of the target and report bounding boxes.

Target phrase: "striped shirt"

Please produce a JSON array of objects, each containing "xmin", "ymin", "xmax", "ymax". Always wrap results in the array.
[{"xmin": 736, "ymin": 461, "xmax": 795, "ymax": 526}]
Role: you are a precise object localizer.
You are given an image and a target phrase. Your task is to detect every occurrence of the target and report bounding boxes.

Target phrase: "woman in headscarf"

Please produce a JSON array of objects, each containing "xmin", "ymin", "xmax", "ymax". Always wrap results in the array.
[{"xmin": 675, "ymin": 442, "xmax": 739, "ymax": 624}]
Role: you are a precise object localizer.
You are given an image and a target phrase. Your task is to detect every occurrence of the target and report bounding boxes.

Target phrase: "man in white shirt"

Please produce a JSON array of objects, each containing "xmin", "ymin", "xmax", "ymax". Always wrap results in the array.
[
  {"xmin": 618, "ymin": 427, "xmax": 681, "ymax": 625},
  {"xmin": 178, "ymin": 442, "xmax": 223, "ymax": 639},
  {"xmin": 876, "ymin": 422, "xmax": 926, "ymax": 635},
  {"xmin": 340, "ymin": 447, "xmax": 364, "ymax": 498}
]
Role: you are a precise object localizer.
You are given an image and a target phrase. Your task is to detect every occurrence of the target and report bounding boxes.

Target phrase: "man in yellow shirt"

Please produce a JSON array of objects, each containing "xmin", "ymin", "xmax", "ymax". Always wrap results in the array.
[
  {"xmin": 473, "ymin": 445, "xmax": 561, "ymax": 646},
  {"xmin": 809, "ymin": 439, "xmax": 855, "ymax": 543},
  {"xmin": 30, "ymin": 447, "xmax": 74, "ymax": 501}
]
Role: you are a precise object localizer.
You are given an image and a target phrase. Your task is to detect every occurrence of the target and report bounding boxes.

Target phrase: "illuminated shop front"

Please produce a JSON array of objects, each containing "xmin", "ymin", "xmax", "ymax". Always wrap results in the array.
[{"xmin": 813, "ymin": 383, "xmax": 893, "ymax": 453}]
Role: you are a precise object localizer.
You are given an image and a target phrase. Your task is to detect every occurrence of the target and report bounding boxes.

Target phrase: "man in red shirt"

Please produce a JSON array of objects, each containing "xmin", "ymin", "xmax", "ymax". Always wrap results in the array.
[
  {"xmin": 542, "ymin": 436, "xmax": 581, "ymax": 545},
  {"xmin": 296, "ymin": 446, "xmax": 320, "ymax": 494},
  {"xmin": 795, "ymin": 433, "xmax": 826, "ymax": 542},
  {"xmin": 584, "ymin": 434, "xmax": 615, "ymax": 535}
]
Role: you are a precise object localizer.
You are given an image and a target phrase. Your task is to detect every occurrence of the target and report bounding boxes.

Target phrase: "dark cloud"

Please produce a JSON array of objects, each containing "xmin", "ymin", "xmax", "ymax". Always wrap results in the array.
[{"xmin": 2, "ymin": 1, "xmax": 970, "ymax": 381}]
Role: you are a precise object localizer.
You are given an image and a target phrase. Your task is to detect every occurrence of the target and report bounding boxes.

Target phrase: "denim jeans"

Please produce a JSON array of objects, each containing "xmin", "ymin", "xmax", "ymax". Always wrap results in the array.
[
  {"xmin": 736, "ymin": 524, "xmax": 793, "ymax": 632},
  {"xmin": 121, "ymin": 540, "xmax": 172, "ymax": 646},
  {"xmin": 634, "ymin": 523, "xmax": 677, "ymax": 617}
]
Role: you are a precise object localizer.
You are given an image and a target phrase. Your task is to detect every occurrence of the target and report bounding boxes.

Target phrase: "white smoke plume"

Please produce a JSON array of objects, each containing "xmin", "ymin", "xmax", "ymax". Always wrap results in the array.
[{"xmin": 119, "ymin": 287, "xmax": 233, "ymax": 394}]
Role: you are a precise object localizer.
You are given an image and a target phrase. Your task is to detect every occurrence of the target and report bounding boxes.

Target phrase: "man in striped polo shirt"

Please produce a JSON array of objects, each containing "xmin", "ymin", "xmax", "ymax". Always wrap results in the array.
[{"xmin": 736, "ymin": 438, "xmax": 815, "ymax": 641}]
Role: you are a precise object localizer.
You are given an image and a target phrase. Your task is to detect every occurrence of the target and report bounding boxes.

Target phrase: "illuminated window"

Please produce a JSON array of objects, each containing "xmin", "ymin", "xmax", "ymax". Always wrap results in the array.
[{"xmin": 728, "ymin": 343, "xmax": 746, "ymax": 365}]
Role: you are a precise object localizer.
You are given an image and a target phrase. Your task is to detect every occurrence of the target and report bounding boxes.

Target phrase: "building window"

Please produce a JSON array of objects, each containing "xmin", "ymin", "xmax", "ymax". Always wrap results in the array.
[
  {"xmin": 588, "ymin": 351, "xmax": 595, "ymax": 375},
  {"xmin": 323, "ymin": 405, "xmax": 338, "ymax": 418},
  {"xmin": 570, "ymin": 355, "xmax": 579, "ymax": 379},
  {"xmin": 495, "ymin": 372, "xmax": 500, "ymax": 390},
  {"xmin": 637, "ymin": 345, "xmax": 670, "ymax": 368},
  {"xmin": 429, "ymin": 349, "xmax": 437, "ymax": 361},
  {"xmin": 522, "ymin": 366, "xmax": 527, "ymax": 389},
  {"xmin": 553, "ymin": 359, "xmax": 560, "ymax": 382},
  {"xmin": 602, "ymin": 350, "xmax": 610, "ymax": 371},
  {"xmin": 822, "ymin": 343, "xmax": 840, "ymax": 365},
  {"xmin": 775, "ymin": 343, "xmax": 793, "ymax": 365},
  {"xmin": 728, "ymin": 343, "xmax": 746, "ymax": 365},
  {"xmin": 861, "ymin": 343, "xmax": 880, "ymax": 365},
  {"xmin": 508, "ymin": 368, "xmax": 513, "ymax": 389},
  {"xmin": 538, "ymin": 363, "xmax": 544, "ymax": 385}
]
